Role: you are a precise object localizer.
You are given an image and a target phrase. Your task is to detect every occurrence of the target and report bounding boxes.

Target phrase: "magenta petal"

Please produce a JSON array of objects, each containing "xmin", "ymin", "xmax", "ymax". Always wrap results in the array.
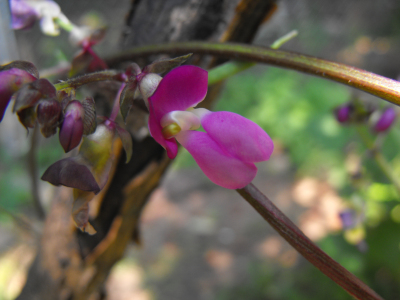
[
  {"xmin": 201, "ymin": 111, "xmax": 274, "ymax": 163},
  {"xmin": 149, "ymin": 65, "xmax": 208, "ymax": 120},
  {"xmin": 176, "ymin": 131, "xmax": 257, "ymax": 189},
  {"xmin": 148, "ymin": 100, "xmax": 178, "ymax": 158}
]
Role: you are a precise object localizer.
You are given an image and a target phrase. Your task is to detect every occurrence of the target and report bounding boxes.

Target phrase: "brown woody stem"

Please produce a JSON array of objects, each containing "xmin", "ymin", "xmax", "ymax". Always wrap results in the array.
[
  {"xmin": 237, "ymin": 183, "xmax": 383, "ymax": 300},
  {"xmin": 106, "ymin": 41, "xmax": 400, "ymax": 106}
]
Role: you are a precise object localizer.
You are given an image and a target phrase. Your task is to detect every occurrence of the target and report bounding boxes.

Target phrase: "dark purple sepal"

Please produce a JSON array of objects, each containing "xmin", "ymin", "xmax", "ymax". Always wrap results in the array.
[
  {"xmin": 17, "ymin": 106, "xmax": 36, "ymax": 129},
  {"xmin": 373, "ymin": 107, "xmax": 396, "ymax": 133},
  {"xmin": 13, "ymin": 78, "xmax": 56, "ymax": 113},
  {"xmin": 143, "ymin": 53, "xmax": 192, "ymax": 74},
  {"xmin": 36, "ymin": 99, "xmax": 62, "ymax": 137},
  {"xmin": 119, "ymin": 80, "xmax": 137, "ymax": 122},
  {"xmin": 81, "ymin": 97, "xmax": 97, "ymax": 135},
  {"xmin": 41, "ymin": 157, "xmax": 101, "ymax": 194},
  {"xmin": 125, "ymin": 63, "xmax": 141, "ymax": 77}
]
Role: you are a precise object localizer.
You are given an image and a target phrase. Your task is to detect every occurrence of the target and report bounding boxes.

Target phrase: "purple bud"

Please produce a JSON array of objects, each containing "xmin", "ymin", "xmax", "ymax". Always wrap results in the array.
[
  {"xmin": 59, "ymin": 100, "xmax": 84, "ymax": 152},
  {"xmin": 0, "ymin": 67, "xmax": 36, "ymax": 122},
  {"xmin": 37, "ymin": 99, "xmax": 62, "ymax": 137},
  {"xmin": 138, "ymin": 73, "xmax": 162, "ymax": 104},
  {"xmin": 335, "ymin": 105, "xmax": 352, "ymax": 123},
  {"xmin": 373, "ymin": 107, "xmax": 396, "ymax": 133},
  {"xmin": 339, "ymin": 209, "xmax": 356, "ymax": 229}
]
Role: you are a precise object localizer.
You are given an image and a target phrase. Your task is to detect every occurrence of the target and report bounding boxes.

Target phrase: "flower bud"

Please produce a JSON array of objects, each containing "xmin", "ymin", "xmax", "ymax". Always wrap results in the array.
[
  {"xmin": 138, "ymin": 73, "xmax": 162, "ymax": 105},
  {"xmin": 334, "ymin": 104, "xmax": 352, "ymax": 123},
  {"xmin": 37, "ymin": 99, "xmax": 62, "ymax": 137},
  {"xmin": 59, "ymin": 100, "xmax": 84, "ymax": 152},
  {"xmin": 0, "ymin": 67, "xmax": 37, "ymax": 122},
  {"xmin": 373, "ymin": 107, "xmax": 396, "ymax": 133}
]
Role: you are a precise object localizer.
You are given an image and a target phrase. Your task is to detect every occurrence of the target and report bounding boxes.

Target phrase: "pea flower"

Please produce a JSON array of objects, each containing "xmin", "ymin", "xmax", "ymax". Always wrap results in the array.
[
  {"xmin": 148, "ymin": 65, "xmax": 274, "ymax": 189},
  {"xmin": 10, "ymin": 0, "xmax": 71, "ymax": 36}
]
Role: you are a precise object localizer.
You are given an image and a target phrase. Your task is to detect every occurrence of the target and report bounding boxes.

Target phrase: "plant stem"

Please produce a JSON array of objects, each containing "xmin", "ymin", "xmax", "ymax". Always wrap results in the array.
[
  {"xmin": 55, "ymin": 17, "xmax": 74, "ymax": 32},
  {"xmin": 355, "ymin": 125, "xmax": 400, "ymax": 195},
  {"xmin": 28, "ymin": 126, "xmax": 45, "ymax": 220},
  {"xmin": 110, "ymin": 83, "xmax": 125, "ymax": 121},
  {"xmin": 106, "ymin": 41, "xmax": 400, "ymax": 106},
  {"xmin": 208, "ymin": 30, "xmax": 299, "ymax": 85},
  {"xmin": 237, "ymin": 183, "xmax": 383, "ymax": 300},
  {"xmin": 54, "ymin": 70, "xmax": 125, "ymax": 91}
]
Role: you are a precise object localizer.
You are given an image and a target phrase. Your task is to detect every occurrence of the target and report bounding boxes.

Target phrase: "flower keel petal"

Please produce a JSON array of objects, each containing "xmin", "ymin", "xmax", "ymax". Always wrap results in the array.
[
  {"xmin": 201, "ymin": 111, "xmax": 274, "ymax": 163},
  {"xmin": 176, "ymin": 131, "xmax": 257, "ymax": 189}
]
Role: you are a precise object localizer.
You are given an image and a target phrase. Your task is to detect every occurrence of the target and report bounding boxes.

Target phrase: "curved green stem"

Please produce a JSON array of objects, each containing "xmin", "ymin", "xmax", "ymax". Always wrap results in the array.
[
  {"xmin": 208, "ymin": 30, "xmax": 298, "ymax": 85},
  {"xmin": 106, "ymin": 42, "xmax": 400, "ymax": 106}
]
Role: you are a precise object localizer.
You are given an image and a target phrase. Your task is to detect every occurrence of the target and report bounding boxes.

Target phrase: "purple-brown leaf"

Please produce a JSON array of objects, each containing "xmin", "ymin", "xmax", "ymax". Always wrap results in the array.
[
  {"xmin": 41, "ymin": 157, "xmax": 100, "ymax": 194},
  {"xmin": 143, "ymin": 53, "xmax": 192, "ymax": 74}
]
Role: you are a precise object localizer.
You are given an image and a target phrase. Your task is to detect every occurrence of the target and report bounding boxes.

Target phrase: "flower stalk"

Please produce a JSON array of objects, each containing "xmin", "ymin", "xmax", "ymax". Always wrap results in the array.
[
  {"xmin": 237, "ymin": 183, "xmax": 383, "ymax": 300},
  {"xmin": 106, "ymin": 41, "xmax": 400, "ymax": 106}
]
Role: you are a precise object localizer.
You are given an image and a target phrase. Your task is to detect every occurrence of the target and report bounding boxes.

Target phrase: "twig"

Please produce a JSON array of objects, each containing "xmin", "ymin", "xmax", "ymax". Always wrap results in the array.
[
  {"xmin": 106, "ymin": 41, "xmax": 400, "ymax": 106},
  {"xmin": 237, "ymin": 183, "xmax": 383, "ymax": 300},
  {"xmin": 28, "ymin": 126, "xmax": 45, "ymax": 220}
]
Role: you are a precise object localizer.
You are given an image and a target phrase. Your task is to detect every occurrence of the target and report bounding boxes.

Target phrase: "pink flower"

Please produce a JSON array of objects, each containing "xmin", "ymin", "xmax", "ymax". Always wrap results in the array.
[{"xmin": 148, "ymin": 65, "xmax": 274, "ymax": 189}]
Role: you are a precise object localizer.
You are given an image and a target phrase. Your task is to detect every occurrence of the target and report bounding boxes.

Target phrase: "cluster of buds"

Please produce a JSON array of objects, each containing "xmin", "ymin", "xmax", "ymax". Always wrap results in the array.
[
  {"xmin": 0, "ymin": 53, "xmax": 275, "ymax": 232},
  {"xmin": 0, "ymin": 61, "xmax": 97, "ymax": 152},
  {"xmin": 334, "ymin": 101, "xmax": 397, "ymax": 133}
]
